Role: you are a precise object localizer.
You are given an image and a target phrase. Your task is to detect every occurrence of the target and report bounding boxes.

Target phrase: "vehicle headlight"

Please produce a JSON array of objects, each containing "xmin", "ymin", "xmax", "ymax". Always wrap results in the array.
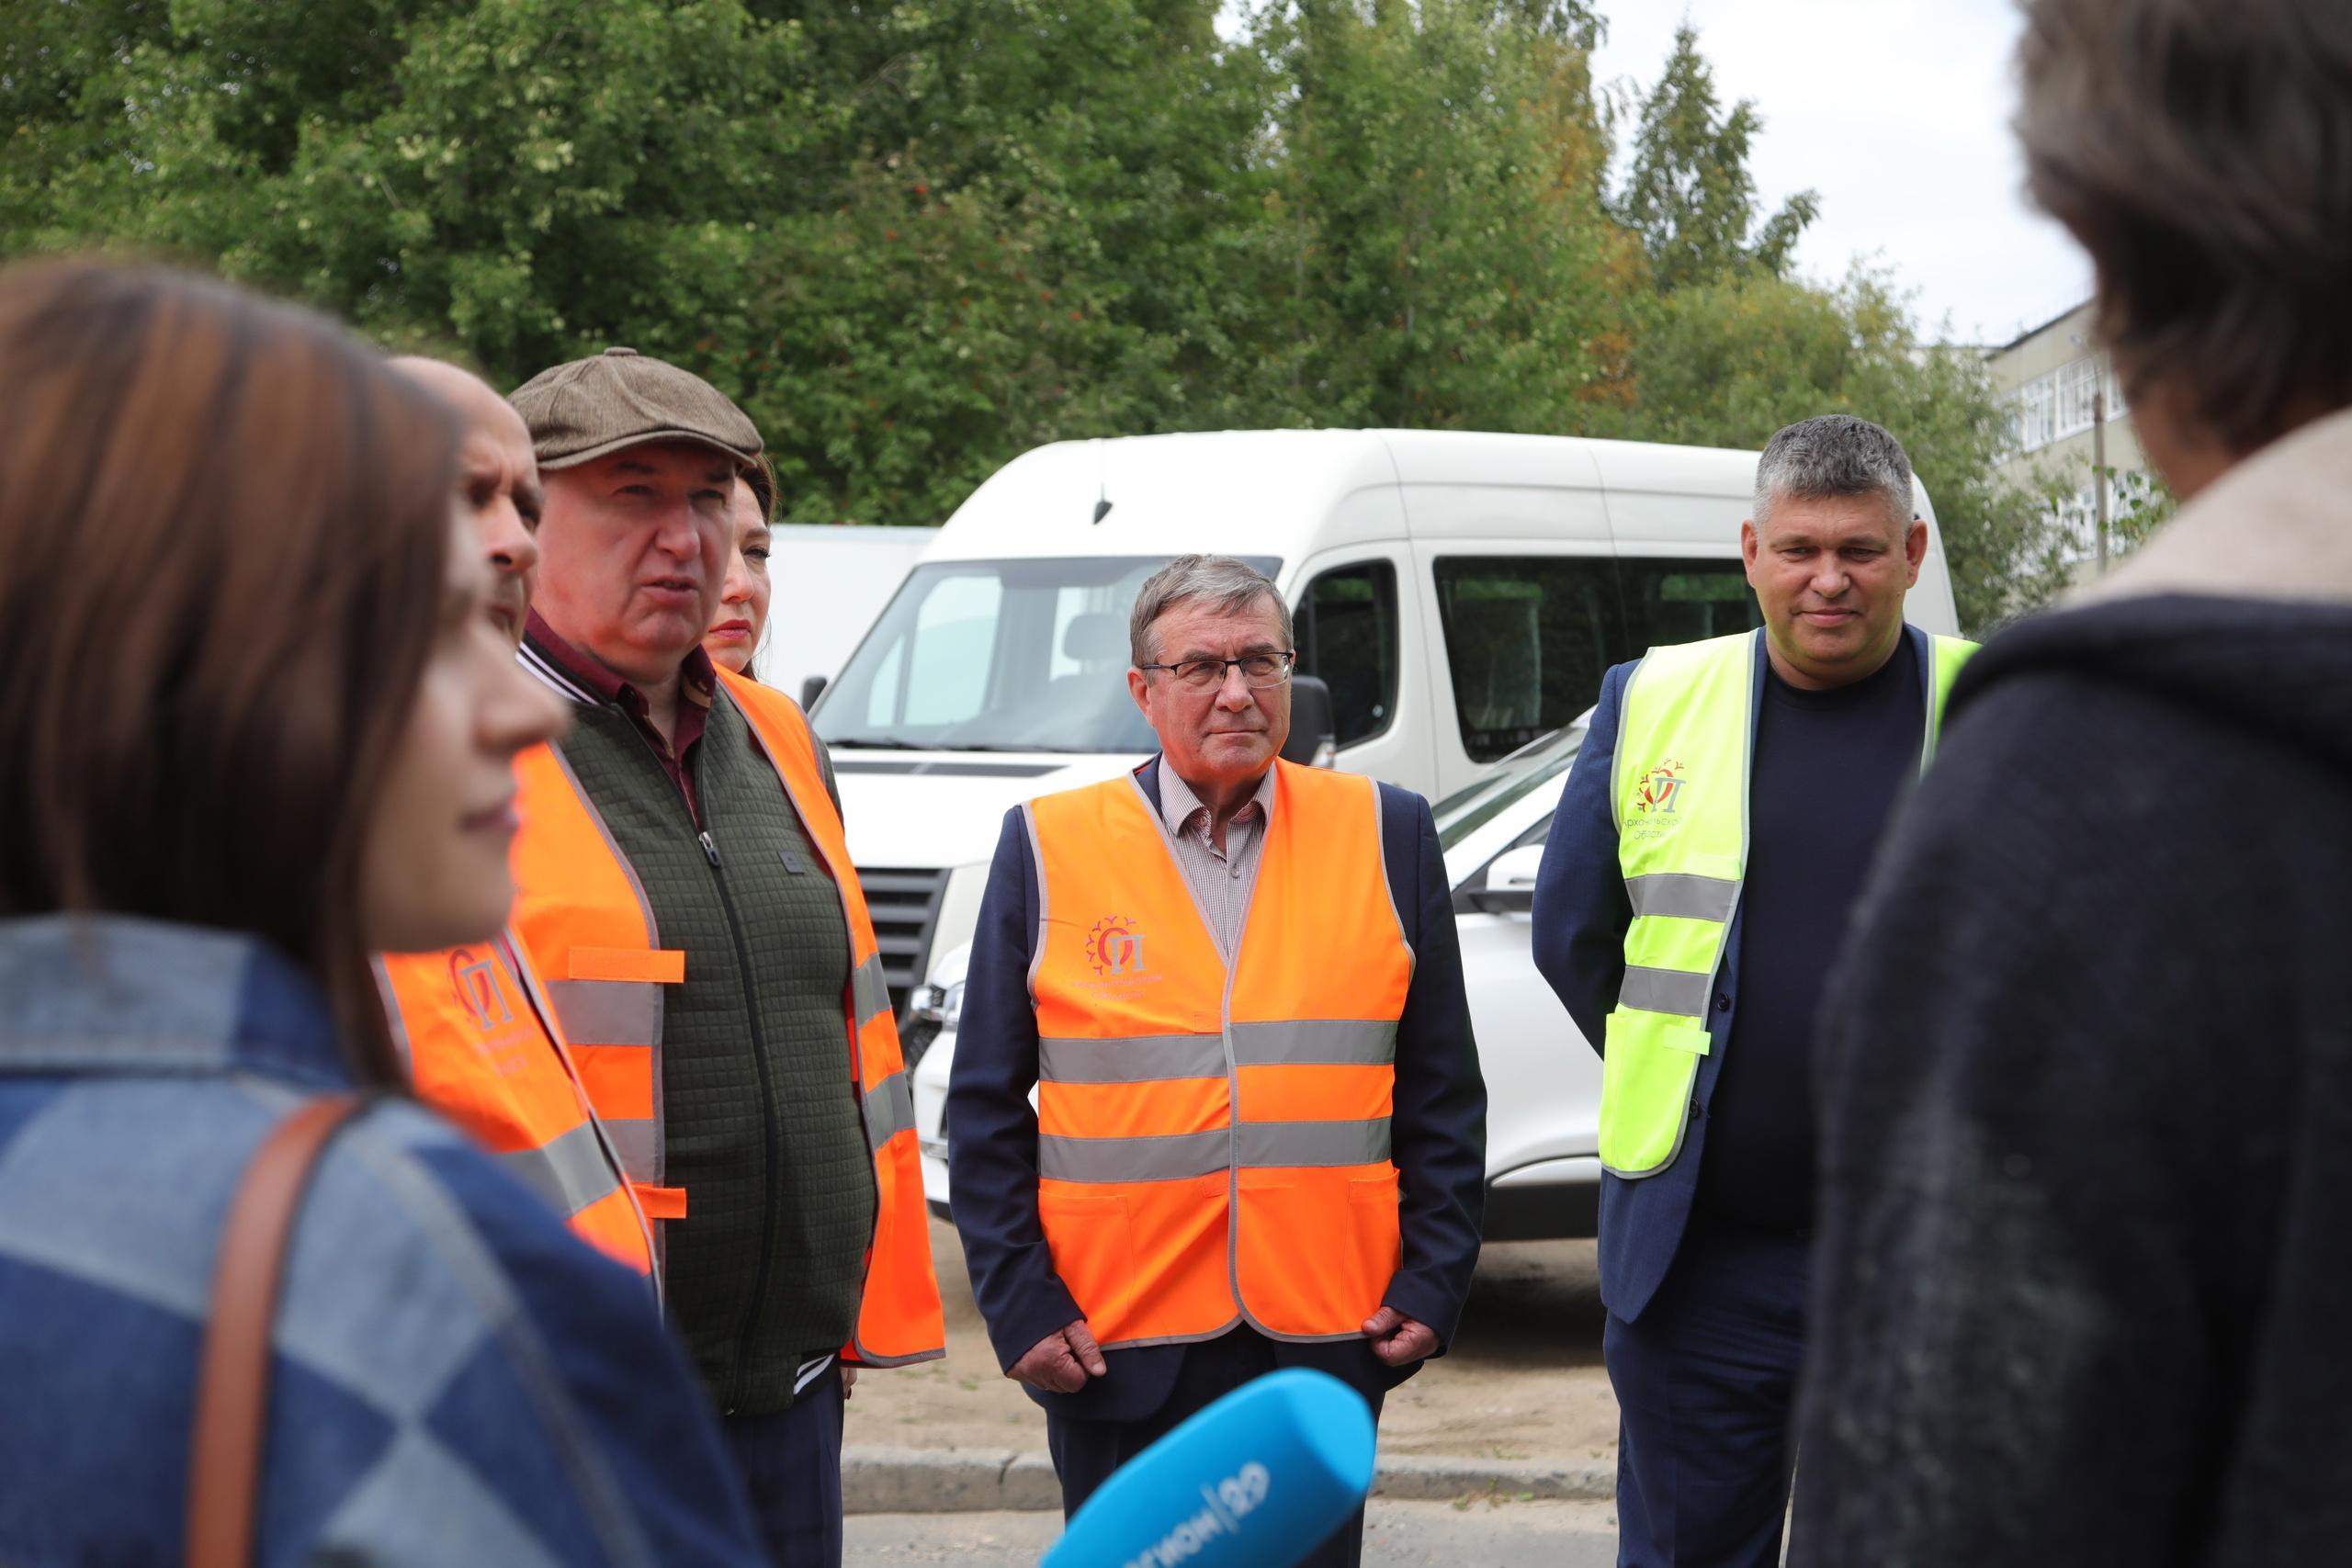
[{"xmin": 939, "ymin": 979, "xmax": 966, "ymax": 1032}]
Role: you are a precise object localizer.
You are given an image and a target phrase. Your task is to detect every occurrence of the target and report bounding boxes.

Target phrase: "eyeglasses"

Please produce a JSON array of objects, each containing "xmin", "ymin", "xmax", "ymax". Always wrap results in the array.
[{"xmin": 1137, "ymin": 649, "xmax": 1297, "ymax": 691}]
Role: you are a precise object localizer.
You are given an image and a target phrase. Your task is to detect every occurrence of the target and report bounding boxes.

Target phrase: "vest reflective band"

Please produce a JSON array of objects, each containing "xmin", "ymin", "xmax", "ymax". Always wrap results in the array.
[
  {"xmin": 509, "ymin": 672, "xmax": 945, "ymax": 1368},
  {"xmin": 1600, "ymin": 629, "xmax": 1976, "ymax": 1178},
  {"xmin": 1024, "ymin": 761, "xmax": 1415, "ymax": 1350},
  {"xmin": 379, "ymin": 934, "xmax": 657, "ymax": 1275}
]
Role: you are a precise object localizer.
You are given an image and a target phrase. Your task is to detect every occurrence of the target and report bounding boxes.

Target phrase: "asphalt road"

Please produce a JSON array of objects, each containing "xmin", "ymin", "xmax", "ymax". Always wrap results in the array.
[{"xmin": 845, "ymin": 1498, "xmax": 1621, "ymax": 1565}]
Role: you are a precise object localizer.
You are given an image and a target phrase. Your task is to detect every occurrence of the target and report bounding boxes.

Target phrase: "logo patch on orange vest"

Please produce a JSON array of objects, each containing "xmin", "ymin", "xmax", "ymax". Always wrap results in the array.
[
  {"xmin": 1084, "ymin": 916, "xmax": 1148, "ymax": 977},
  {"xmin": 447, "ymin": 947, "xmax": 514, "ymax": 1032}
]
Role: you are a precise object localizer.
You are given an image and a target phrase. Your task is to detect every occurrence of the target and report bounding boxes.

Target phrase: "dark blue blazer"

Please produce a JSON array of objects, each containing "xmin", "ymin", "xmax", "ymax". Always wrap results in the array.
[
  {"xmin": 947, "ymin": 757, "xmax": 1487, "ymax": 1424},
  {"xmin": 1531, "ymin": 625, "xmax": 1942, "ymax": 1323}
]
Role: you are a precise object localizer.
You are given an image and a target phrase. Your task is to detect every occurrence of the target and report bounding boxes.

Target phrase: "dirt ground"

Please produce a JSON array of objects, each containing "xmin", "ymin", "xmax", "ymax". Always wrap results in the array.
[{"xmin": 845, "ymin": 1216, "xmax": 1621, "ymax": 1462}]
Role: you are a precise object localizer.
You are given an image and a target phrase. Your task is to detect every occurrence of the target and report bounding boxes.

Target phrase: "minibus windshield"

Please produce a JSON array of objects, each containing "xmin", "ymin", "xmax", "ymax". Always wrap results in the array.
[{"xmin": 814, "ymin": 555, "xmax": 1283, "ymax": 754}]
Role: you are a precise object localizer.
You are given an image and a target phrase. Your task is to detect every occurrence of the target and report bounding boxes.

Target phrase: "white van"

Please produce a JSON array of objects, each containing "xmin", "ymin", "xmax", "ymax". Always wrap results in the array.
[{"xmin": 808, "ymin": 427, "xmax": 1962, "ymax": 1021}]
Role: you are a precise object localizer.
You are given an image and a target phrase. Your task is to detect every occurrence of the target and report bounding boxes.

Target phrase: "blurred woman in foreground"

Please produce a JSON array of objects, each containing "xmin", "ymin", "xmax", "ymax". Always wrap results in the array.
[{"xmin": 0, "ymin": 260, "xmax": 763, "ymax": 1565}]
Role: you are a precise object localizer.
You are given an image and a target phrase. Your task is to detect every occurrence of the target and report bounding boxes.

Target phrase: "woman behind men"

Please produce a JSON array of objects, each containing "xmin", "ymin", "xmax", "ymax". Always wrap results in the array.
[
  {"xmin": 705, "ymin": 453, "xmax": 775, "ymax": 679},
  {"xmin": 0, "ymin": 260, "xmax": 763, "ymax": 1564}
]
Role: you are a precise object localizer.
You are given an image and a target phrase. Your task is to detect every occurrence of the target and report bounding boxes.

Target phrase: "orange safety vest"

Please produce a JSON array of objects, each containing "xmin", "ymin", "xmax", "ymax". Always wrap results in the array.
[
  {"xmin": 1023, "ymin": 761, "xmax": 1416, "ymax": 1349},
  {"xmin": 507, "ymin": 668, "xmax": 945, "ymax": 1367},
  {"xmin": 378, "ymin": 933, "xmax": 657, "ymax": 1274}
]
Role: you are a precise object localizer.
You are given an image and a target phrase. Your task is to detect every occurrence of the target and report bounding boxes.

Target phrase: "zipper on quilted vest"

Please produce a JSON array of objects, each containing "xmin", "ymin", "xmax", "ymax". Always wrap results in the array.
[
  {"xmin": 696, "ymin": 823, "xmax": 786, "ymax": 1415},
  {"xmin": 618, "ymin": 719, "xmax": 786, "ymax": 1416}
]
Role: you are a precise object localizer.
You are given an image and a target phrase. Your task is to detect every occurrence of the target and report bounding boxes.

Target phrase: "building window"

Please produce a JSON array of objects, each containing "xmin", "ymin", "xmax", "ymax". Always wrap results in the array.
[
  {"xmin": 2055, "ymin": 357, "xmax": 2100, "ymax": 439},
  {"xmin": 2012, "ymin": 376, "xmax": 2057, "ymax": 452},
  {"xmin": 2003, "ymin": 352, "xmax": 2123, "ymax": 456}
]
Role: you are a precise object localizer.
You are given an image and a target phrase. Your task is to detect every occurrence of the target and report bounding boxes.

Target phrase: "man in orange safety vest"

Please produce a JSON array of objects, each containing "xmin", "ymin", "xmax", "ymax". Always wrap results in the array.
[
  {"xmin": 946, "ymin": 554, "xmax": 1489, "ymax": 1568},
  {"xmin": 375, "ymin": 356, "xmax": 656, "ymax": 1277}
]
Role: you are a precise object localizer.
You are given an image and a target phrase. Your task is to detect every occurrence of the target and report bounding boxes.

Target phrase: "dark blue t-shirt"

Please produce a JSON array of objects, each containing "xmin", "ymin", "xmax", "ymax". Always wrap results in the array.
[{"xmin": 1694, "ymin": 634, "xmax": 1923, "ymax": 1236}]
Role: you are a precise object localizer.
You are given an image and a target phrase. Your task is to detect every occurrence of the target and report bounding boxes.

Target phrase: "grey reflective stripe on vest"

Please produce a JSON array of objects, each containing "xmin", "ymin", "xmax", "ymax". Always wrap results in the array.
[
  {"xmin": 1039, "ymin": 1033, "xmax": 1228, "ymax": 1084},
  {"xmin": 1230, "ymin": 1019, "xmax": 1397, "ymax": 1067},
  {"xmin": 1234, "ymin": 1118, "xmax": 1391, "ymax": 1168},
  {"xmin": 600, "ymin": 1116, "xmax": 660, "ymax": 1188},
  {"xmin": 544, "ymin": 978, "xmax": 662, "ymax": 1047},
  {"xmin": 1040, "ymin": 1127, "xmax": 1232, "ymax": 1183},
  {"xmin": 853, "ymin": 953, "xmax": 893, "ymax": 1027},
  {"xmin": 1040, "ymin": 1118, "xmax": 1394, "ymax": 1183},
  {"xmin": 1038, "ymin": 1021, "xmax": 1396, "ymax": 1083},
  {"xmin": 1618, "ymin": 964, "xmax": 1713, "ymax": 1020},
  {"xmin": 1624, "ymin": 873, "xmax": 1741, "ymax": 923},
  {"xmin": 863, "ymin": 1069, "xmax": 916, "ymax": 1145},
  {"xmin": 500, "ymin": 1119, "xmax": 628, "ymax": 1218}
]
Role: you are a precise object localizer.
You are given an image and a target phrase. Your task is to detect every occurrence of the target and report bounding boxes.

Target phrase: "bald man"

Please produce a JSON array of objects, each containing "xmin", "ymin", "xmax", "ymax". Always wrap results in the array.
[
  {"xmin": 374, "ymin": 358, "xmax": 659, "ymax": 1277},
  {"xmin": 388, "ymin": 356, "xmax": 544, "ymax": 643}
]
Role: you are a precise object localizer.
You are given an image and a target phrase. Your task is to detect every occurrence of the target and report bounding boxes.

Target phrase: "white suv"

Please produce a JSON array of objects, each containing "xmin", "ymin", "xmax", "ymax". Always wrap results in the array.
[{"xmin": 905, "ymin": 723, "xmax": 1603, "ymax": 1240}]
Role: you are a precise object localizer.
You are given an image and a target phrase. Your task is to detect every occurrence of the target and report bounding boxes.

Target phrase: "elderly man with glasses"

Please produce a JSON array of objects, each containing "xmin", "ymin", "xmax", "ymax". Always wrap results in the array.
[{"xmin": 946, "ymin": 554, "xmax": 1488, "ymax": 1568}]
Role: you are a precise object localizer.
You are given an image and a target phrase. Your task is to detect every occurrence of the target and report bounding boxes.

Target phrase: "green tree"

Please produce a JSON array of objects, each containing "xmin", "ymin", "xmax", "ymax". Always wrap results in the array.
[
  {"xmin": 1615, "ymin": 24, "xmax": 1818, "ymax": 292},
  {"xmin": 1257, "ymin": 0, "xmax": 1626, "ymax": 431},
  {"xmin": 2, "ymin": 0, "xmax": 2050, "ymax": 622},
  {"xmin": 1582, "ymin": 266, "xmax": 2061, "ymax": 635}
]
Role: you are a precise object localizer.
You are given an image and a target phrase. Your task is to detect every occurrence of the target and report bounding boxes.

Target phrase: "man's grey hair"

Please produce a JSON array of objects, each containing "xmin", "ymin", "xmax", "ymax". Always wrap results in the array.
[
  {"xmin": 1129, "ymin": 554, "xmax": 1293, "ymax": 667},
  {"xmin": 1753, "ymin": 414, "xmax": 1917, "ymax": 532}
]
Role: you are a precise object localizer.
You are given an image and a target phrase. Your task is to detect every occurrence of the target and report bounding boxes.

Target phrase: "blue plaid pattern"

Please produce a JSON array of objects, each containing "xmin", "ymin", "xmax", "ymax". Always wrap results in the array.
[{"xmin": 0, "ymin": 916, "xmax": 762, "ymax": 1567}]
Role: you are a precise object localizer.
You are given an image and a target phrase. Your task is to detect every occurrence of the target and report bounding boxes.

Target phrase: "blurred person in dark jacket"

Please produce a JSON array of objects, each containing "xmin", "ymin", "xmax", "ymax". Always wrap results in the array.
[{"xmin": 1792, "ymin": 3, "xmax": 2352, "ymax": 1564}]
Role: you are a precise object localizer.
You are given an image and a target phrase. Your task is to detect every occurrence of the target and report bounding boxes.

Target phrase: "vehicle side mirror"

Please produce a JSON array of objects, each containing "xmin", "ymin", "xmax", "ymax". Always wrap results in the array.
[
  {"xmin": 1283, "ymin": 673, "xmax": 1338, "ymax": 768},
  {"xmin": 800, "ymin": 673, "xmax": 829, "ymax": 711},
  {"xmin": 1467, "ymin": 842, "xmax": 1545, "ymax": 915}
]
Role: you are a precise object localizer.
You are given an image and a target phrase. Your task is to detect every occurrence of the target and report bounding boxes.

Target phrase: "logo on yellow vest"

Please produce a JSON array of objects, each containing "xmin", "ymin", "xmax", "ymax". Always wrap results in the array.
[
  {"xmin": 1634, "ymin": 758, "xmax": 1687, "ymax": 815},
  {"xmin": 447, "ymin": 947, "xmax": 514, "ymax": 1032},
  {"xmin": 1085, "ymin": 916, "xmax": 1149, "ymax": 977}
]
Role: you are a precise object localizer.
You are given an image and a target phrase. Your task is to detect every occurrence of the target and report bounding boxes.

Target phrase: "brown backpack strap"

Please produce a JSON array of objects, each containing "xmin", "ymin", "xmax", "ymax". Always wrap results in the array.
[{"xmin": 186, "ymin": 1092, "xmax": 373, "ymax": 1568}]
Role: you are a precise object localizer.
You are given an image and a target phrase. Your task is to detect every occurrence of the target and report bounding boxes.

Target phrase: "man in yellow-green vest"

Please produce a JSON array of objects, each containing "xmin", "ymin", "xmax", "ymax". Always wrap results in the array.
[{"xmin": 1532, "ymin": 414, "xmax": 1973, "ymax": 1568}]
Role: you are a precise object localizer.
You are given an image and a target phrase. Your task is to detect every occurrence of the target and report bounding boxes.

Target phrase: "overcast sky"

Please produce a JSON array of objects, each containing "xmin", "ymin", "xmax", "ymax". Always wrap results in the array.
[
  {"xmin": 1589, "ymin": 0, "xmax": 2090, "ymax": 346},
  {"xmin": 1220, "ymin": 2, "xmax": 2093, "ymax": 347}
]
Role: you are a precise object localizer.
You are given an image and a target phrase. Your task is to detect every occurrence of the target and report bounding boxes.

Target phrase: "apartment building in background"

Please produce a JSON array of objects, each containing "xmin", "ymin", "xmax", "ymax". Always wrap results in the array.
[{"xmin": 1984, "ymin": 299, "xmax": 2152, "ymax": 561}]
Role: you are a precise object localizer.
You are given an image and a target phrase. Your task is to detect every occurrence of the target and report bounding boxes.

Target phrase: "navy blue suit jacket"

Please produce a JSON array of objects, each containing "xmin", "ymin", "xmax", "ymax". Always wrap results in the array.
[
  {"xmin": 1531, "ymin": 625, "xmax": 1941, "ymax": 1323},
  {"xmin": 947, "ymin": 757, "xmax": 1487, "ymax": 1424}
]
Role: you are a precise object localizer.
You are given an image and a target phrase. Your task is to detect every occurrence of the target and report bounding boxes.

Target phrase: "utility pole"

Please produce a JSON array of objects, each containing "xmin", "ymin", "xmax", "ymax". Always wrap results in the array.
[{"xmin": 2090, "ymin": 363, "xmax": 2112, "ymax": 571}]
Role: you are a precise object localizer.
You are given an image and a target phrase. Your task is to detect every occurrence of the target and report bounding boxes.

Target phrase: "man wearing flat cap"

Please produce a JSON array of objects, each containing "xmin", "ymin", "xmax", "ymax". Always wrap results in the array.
[{"xmin": 503, "ymin": 347, "xmax": 944, "ymax": 1566}]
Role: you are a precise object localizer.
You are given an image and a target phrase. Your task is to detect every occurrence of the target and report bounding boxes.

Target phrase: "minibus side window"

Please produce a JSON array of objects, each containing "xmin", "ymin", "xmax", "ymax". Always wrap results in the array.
[
  {"xmin": 1295, "ymin": 560, "xmax": 1399, "ymax": 747},
  {"xmin": 1614, "ymin": 560, "xmax": 1762, "ymax": 650},
  {"xmin": 1431, "ymin": 556, "xmax": 1763, "ymax": 766},
  {"xmin": 1431, "ymin": 557, "xmax": 1623, "ymax": 763}
]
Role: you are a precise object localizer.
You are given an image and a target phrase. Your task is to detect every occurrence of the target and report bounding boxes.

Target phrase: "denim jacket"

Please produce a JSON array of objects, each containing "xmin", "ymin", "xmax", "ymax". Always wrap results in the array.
[{"xmin": 0, "ymin": 914, "xmax": 763, "ymax": 1567}]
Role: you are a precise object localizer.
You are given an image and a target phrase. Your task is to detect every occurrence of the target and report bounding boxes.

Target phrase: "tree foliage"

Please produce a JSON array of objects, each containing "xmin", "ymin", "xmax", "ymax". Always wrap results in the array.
[
  {"xmin": 5, "ymin": 0, "xmax": 2031, "ymax": 626},
  {"xmin": 1614, "ymin": 25, "xmax": 1818, "ymax": 293}
]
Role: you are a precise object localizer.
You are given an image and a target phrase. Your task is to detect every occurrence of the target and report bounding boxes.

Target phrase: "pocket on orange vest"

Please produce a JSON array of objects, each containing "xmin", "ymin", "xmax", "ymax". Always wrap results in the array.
[
  {"xmin": 1037, "ymin": 1188, "xmax": 1136, "ymax": 1328},
  {"xmin": 1347, "ymin": 1168, "xmax": 1405, "ymax": 1293},
  {"xmin": 1235, "ymin": 1166, "xmax": 1398, "ymax": 1338}
]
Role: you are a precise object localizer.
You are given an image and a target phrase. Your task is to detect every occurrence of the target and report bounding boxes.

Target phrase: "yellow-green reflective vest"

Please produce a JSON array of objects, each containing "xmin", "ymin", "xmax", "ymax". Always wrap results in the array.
[{"xmin": 1599, "ymin": 628, "xmax": 1977, "ymax": 1178}]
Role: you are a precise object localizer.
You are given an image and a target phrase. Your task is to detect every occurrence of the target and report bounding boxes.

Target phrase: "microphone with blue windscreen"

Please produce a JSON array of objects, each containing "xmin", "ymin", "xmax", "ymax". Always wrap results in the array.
[{"xmin": 1040, "ymin": 1367, "xmax": 1377, "ymax": 1568}]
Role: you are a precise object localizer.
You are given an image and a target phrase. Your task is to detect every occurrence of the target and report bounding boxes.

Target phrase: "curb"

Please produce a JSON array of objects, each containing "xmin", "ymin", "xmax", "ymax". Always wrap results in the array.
[
  {"xmin": 842, "ymin": 1445, "xmax": 1614, "ymax": 1516},
  {"xmin": 1371, "ymin": 1453, "xmax": 1615, "ymax": 1504}
]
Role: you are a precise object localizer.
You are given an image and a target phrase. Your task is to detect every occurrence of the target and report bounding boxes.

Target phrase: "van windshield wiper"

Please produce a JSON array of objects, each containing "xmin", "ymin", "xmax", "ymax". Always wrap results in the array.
[{"xmin": 825, "ymin": 735, "xmax": 933, "ymax": 751}]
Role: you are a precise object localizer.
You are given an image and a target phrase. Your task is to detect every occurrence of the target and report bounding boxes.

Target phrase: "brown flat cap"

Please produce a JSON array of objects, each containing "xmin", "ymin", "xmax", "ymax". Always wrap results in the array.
[{"xmin": 510, "ymin": 346, "xmax": 762, "ymax": 471}]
